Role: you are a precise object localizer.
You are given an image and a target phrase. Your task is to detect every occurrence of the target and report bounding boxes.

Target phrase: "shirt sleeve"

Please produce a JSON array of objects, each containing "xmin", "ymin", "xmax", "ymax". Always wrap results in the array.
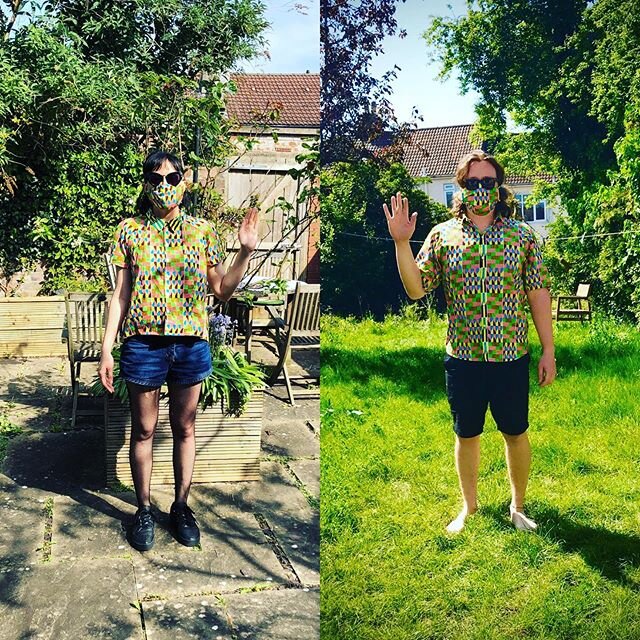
[
  {"xmin": 523, "ymin": 226, "xmax": 551, "ymax": 292},
  {"xmin": 109, "ymin": 220, "xmax": 130, "ymax": 269},
  {"xmin": 415, "ymin": 227, "xmax": 442, "ymax": 294},
  {"xmin": 206, "ymin": 222, "xmax": 226, "ymax": 268}
]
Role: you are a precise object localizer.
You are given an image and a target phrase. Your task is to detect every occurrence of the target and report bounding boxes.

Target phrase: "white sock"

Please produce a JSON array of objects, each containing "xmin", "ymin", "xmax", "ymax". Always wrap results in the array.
[
  {"xmin": 510, "ymin": 506, "xmax": 537, "ymax": 531},
  {"xmin": 446, "ymin": 508, "xmax": 475, "ymax": 534}
]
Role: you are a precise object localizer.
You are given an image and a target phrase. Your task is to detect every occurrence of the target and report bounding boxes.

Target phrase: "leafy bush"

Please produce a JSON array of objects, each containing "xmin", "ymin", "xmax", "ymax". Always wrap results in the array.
[
  {"xmin": 321, "ymin": 160, "xmax": 449, "ymax": 317},
  {"xmin": 0, "ymin": 1, "xmax": 267, "ymax": 293}
]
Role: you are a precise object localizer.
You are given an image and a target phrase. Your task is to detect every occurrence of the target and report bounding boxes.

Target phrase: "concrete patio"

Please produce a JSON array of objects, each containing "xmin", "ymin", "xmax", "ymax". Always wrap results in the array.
[{"xmin": 0, "ymin": 345, "xmax": 319, "ymax": 639}]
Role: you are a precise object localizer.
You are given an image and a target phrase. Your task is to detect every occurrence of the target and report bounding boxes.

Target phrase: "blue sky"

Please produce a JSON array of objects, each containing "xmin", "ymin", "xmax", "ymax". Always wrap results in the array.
[
  {"xmin": 238, "ymin": 0, "xmax": 320, "ymax": 73},
  {"xmin": 242, "ymin": 0, "xmax": 480, "ymax": 127},
  {"xmin": 369, "ymin": 0, "xmax": 480, "ymax": 127}
]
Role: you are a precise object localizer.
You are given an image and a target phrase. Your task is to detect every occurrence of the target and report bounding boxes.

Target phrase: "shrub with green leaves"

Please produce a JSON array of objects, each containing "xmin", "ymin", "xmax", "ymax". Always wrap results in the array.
[
  {"xmin": 0, "ymin": 0, "xmax": 268, "ymax": 293},
  {"xmin": 321, "ymin": 160, "xmax": 449, "ymax": 317}
]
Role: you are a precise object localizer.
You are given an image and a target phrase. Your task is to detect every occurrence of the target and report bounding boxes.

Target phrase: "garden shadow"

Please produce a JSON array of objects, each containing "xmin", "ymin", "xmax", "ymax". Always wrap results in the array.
[
  {"xmin": 321, "ymin": 344, "xmax": 446, "ymax": 405},
  {"xmin": 550, "ymin": 331, "xmax": 639, "ymax": 379},
  {"xmin": 484, "ymin": 503, "xmax": 640, "ymax": 588}
]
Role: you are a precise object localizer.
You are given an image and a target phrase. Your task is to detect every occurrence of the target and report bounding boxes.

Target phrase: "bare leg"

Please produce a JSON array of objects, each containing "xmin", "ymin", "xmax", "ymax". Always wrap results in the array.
[
  {"xmin": 168, "ymin": 381, "xmax": 202, "ymax": 505},
  {"xmin": 503, "ymin": 432, "xmax": 537, "ymax": 531},
  {"xmin": 127, "ymin": 382, "xmax": 161, "ymax": 508},
  {"xmin": 447, "ymin": 435, "xmax": 480, "ymax": 533}
]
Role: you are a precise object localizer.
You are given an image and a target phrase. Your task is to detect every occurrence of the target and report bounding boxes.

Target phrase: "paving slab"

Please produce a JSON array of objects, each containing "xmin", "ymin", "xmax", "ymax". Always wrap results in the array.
[
  {"xmin": 0, "ymin": 401, "xmax": 54, "ymax": 432},
  {"xmin": 190, "ymin": 462, "xmax": 319, "ymax": 585},
  {"xmin": 51, "ymin": 492, "xmax": 137, "ymax": 560},
  {"xmin": 142, "ymin": 596, "xmax": 233, "ymax": 639},
  {"xmin": 131, "ymin": 504, "xmax": 289, "ymax": 599},
  {"xmin": 263, "ymin": 389, "xmax": 320, "ymax": 425},
  {"xmin": 0, "ymin": 481, "xmax": 58, "ymax": 568},
  {"xmin": 225, "ymin": 586, "xmax": 320, "ymax": 640},
  {"xmin": 3, "ymin": 429, "xmax": 105, "ymax": 491},
  {"xmin": 0, "ymin": 357, "xmax": 69, "ymax": 402},
  {"xmin": 0, "ymin": 557, "xmax": 141, "ymax": 640},
  {"xmin": 288, "ymin": 459, "xmax": 320, "ymax": 499},
  {"xmin": 0, "ymin": 356, "xmax": 320, "ymax": 635},
  {"xmin": 262, "ymin": 418, "xmax": 319, "ymax": 459}
]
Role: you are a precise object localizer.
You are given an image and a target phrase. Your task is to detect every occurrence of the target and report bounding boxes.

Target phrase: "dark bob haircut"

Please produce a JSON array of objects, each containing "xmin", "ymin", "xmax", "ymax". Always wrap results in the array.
[{"xmin": 135, "ymin": 150, "xmax": 191, "ymax": 215}]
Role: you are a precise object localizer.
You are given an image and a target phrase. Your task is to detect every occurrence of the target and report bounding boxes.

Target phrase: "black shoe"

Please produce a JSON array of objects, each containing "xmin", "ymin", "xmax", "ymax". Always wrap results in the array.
[
  {"xmin": 129, "ymin": 505, "xmax": 155, "ymax": 551},
  {"xmin": 169, "ymin": 502, "xmax": 200, "ymax": 547}
]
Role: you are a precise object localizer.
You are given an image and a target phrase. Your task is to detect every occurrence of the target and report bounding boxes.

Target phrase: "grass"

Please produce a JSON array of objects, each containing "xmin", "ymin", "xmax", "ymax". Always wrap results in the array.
[
  {"xmin": 41, "ymin": 497, "xmax": 54, "ymax": 562},
  {"xmin": 0, "ymin": 411, "xmax": 23, "ymax": 465},
  {"xmin": 321, "ymin": 310, "xmax": 640, "ymax": 640}
]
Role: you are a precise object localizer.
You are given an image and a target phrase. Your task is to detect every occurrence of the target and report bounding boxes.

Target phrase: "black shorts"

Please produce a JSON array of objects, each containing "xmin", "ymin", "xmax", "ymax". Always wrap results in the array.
[{"xmin": 444, "ymin": 353, "xmax": 530, "ymax": 438}]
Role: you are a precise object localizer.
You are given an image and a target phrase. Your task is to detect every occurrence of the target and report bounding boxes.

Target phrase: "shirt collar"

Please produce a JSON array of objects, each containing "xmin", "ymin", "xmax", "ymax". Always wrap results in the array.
[
  {"xmin": 460, "ymin": 210, "xmax": 504, "ymax": 231},
  {"xmin": 145, "ymin": 210, "xmax": 184, "ymax": 233}
]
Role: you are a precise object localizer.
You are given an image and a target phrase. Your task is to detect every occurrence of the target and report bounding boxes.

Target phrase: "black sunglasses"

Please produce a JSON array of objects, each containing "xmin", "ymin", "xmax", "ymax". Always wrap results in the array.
[
  {"xmin": 463, "ymin": 177, "xmax": 499, "ymax": 190},
  {"xmin": 144, "ymin": 171, "xmax": 183, "ymax": 187}
]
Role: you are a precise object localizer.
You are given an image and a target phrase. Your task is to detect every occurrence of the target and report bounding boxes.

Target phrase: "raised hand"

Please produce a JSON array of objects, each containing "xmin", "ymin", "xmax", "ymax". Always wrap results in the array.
[
  {"xmin": 383, "ymin": 191, "xmax": 417, "ymax": 242},
  {"xmin": 238, "ymin": 207, "xmax": 259, "ymax": 252}
]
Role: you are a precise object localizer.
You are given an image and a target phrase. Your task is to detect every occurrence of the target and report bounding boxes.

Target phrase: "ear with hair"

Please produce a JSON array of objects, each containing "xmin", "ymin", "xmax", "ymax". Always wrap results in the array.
[
  {"xmin": 497, "ymin": 185, "xmax": 516, "ymax": 218},
  {"xmin": 135, "ymin": 189, "xmax": 152, "ymax": 216}
]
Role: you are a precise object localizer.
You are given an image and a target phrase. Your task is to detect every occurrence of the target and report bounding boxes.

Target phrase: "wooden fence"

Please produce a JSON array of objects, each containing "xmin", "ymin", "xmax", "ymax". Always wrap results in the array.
[{"xmin": 0, "ymin": 296, "xmax": 68, "ymax": 357}]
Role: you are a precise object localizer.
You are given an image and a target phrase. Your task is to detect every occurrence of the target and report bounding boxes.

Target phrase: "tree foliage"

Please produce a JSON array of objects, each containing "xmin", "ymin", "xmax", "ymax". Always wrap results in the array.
[
  {"xmin": 42, "ymin": 0, "xmax": 268, "ymax": 78},
  {"xmin": 0, "ymin": 0, "xmax": 267, "ymax": 293},
  {"xmin": 321, "ymin": 160, "xmax": 448, "ymax": 317},
  {"xmin": 426, "ymin": 0, "xmax": 640, "ymax": 321},
  {"xmin": 320, "ymin": 0, "xmax": 407, "ymax": 164}
]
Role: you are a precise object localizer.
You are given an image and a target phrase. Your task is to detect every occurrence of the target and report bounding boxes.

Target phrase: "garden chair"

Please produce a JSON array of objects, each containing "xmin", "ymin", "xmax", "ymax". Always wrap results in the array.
[
  {"xmin": 267, "ymin": 282, "xmax": 320, "ymax": 405},
  {"xmin": 226, "ymin": 244, "xmax": 301, "ymax": 361},
  {"xmin": 64, "ymin": 291, "xmax": 113, "ymax": 428},
  {"xmin": 104, "ymin": 252, "xmax": 117, "ymax": 290},
  {"xmin": 554, "ymin": 283, "xmax": 592, "ymax": 322}
]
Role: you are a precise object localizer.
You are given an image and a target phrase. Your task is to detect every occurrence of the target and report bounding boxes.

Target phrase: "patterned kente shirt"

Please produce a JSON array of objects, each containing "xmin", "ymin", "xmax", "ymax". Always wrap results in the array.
[
  {"xmin": 415, "ymin": 213, "xmax": 551, "ymax": 362},
  {"xmin": 109, "ymin": 211, "xmax": 226, "ymax": 340}
]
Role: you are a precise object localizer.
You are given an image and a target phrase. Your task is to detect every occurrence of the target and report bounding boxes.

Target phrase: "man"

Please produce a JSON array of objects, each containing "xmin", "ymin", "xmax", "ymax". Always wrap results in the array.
[{"xmin": 384, "ymin": 150, "xmax": 555, "ymax": 533}]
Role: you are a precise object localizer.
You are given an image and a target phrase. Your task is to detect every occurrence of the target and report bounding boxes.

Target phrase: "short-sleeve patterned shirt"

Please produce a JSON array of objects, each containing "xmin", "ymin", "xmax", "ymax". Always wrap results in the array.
[
  {"xmin": 415, "ymin": 213, "xmax": 551, "ymax": 362},
  {"xmin": 109, "ymin": 211, "xmax": 226, "ymax": 341}
]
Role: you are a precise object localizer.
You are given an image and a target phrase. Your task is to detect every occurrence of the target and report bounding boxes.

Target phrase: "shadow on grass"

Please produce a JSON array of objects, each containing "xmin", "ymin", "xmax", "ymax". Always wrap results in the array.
[
  {"xmin": 321, "ymin": 345, "xmax": 446, "ymax": 405},
  {"xmin": 484, "ymin": 503, "xmax": 640, "ymax": 588},
  {"xmin": 548, "ymin": 325, "xmax": 640, "ymax": 379}
]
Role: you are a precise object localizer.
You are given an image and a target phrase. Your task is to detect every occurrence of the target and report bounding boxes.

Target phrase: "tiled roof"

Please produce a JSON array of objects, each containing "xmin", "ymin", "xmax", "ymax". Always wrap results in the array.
[
  {"xmin": 226, "ymin": 73, "xmax": 320, "ymax": 128},
  {"xmin": 506, "ymin": 173, "xmax": 555, "ymax": 185},
  {"xmin": 403, "ymin": 125, "xmax": 481, "ymax": 177},
  {"xmin": 400, "ymin": 124, "xmax": 555, "ymax": 184}
]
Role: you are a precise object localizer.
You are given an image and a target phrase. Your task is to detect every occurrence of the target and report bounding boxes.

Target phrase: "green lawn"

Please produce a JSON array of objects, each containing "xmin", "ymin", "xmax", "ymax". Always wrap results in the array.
[{"xmin": 321, "ymin": 310, "xmax": 640, "ymax": 640}]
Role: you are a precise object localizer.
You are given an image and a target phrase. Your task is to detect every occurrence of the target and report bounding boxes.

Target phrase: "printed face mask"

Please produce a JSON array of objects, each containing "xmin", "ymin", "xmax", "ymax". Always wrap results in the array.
[
  {"xmin": 461, "ymin": 185, "xmax": 499, "ymax": 216},
  {"xmin": 144, "ymin": 180, "xmax": 186, "ymax": 210}
]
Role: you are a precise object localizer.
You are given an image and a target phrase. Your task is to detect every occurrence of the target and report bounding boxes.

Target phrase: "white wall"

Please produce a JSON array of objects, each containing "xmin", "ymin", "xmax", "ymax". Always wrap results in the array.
[{"xmin": 416, "ymin": 175, "xmax": 558, "ymax": 238}]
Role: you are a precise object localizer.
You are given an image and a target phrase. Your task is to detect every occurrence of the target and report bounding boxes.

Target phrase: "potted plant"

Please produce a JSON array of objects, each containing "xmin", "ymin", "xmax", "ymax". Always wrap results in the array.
[{"xmin": 92, "ymin": 309, "xmax": 267, "ymax": 486}]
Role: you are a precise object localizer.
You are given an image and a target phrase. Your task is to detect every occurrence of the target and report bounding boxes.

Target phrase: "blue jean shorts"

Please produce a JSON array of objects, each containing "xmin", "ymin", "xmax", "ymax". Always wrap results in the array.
[{"xmin": 119, "ymin": 335, "xmax": 213, "ymax": 387}]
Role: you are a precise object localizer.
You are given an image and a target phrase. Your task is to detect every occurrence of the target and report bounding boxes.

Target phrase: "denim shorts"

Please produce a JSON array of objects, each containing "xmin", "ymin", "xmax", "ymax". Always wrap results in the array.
[
  {"xmin": 119, "ymin": 335, "xmax": 213, "ymax": 387},
  {"xmin": 444, "ymin": 353, "xmax": 530, "ymax": 438}
]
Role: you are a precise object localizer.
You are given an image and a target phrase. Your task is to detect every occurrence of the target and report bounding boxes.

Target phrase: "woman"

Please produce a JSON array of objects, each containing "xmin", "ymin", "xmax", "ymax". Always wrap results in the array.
[
  {"xmin": 99, "ymin": 150, "xmax": 258, "ymax": 551},
  {"xmin": 384, "ymin": 150, "xmax": 555, "ymax": 534}
]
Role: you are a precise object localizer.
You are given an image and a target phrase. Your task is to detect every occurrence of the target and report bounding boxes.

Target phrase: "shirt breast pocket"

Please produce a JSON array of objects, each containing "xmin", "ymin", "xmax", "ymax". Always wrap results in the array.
[
  {"xmin": 502, "ymin": 243, "xmax": 524, "ymax": 290},
  {"xmin": 130, "ymin": 240, "xmax": 152, "ymax": 270}
]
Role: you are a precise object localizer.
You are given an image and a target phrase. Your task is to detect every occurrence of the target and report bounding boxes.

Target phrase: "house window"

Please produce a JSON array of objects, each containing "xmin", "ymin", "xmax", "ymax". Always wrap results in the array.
[
  {"xmin": 515, "ymin": 194, "xmax": 546, "ymax": 222},
  {"xmin": 443, "ymin": 183, "xmax": 455, "ymax": 208}
]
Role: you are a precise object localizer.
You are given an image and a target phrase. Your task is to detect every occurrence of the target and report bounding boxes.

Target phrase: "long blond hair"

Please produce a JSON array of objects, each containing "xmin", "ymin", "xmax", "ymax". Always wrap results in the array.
[{"xmin": 451, "ymin": 150, "xmax": 515, "ymax": 218}]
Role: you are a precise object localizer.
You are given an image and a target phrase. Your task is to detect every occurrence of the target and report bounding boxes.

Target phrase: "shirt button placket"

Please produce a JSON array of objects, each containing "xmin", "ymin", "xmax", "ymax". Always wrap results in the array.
[
  {"xmin": 480, "ymin": 229, "xmax": 489, "ymax": 361},
  {"xmin": 162, "ymin": 225, "xmax": 169, "ymax": 333}
]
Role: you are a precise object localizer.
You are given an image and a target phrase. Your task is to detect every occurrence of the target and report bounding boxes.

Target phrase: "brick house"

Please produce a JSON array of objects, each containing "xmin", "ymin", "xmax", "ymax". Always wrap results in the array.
[
  {"xmin": 400, "ymin": 124, "xmax": 558, "ymax": 238},
  {"xmin": 221, "ymin": 72, "xmax": 320, "ymax": 283}
]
